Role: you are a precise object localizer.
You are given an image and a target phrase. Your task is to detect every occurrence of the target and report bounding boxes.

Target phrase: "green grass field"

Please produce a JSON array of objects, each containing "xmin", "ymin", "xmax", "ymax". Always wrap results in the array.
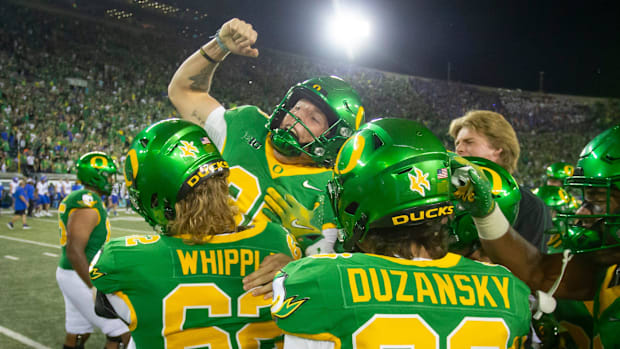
[{"xmin": 0, "ymin": 208, "xmax": 152, "ymax": 349}]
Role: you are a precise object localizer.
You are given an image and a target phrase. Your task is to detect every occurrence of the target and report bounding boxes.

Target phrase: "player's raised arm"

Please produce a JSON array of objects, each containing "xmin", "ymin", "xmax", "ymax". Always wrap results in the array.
[
  {"xmin": 479, "ymin": 228, "xmax": 602, "ymax": 300},
  {"xmin": 168, "ymin": 18, "xmax": 259, "ymax": 126},
  {"xmin": 450, "ymin": 155, "xmax": 603, "ymax": 300}
]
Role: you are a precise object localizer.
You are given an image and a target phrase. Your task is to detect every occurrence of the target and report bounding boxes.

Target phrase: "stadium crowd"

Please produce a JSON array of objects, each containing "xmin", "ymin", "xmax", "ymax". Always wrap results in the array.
[
  {"xmin": 0, "ymin": 2, "xmax": 617, "ymax": 188},
  {"xmin": 2, "ymin": 3, "xmax": 620, "ymax": 348}
]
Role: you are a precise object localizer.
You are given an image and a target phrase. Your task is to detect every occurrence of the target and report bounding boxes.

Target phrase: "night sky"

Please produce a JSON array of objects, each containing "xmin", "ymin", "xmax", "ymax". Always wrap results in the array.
[{"xmin": 195, "ymin": 0, "xmax": 620, "ymax": 98}]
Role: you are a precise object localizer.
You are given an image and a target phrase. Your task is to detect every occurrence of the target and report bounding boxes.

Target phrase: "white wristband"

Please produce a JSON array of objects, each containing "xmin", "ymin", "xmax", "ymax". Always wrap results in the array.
[{"xmin": 472, "ymin": 204, "xmax": 510, "ymax": 240}]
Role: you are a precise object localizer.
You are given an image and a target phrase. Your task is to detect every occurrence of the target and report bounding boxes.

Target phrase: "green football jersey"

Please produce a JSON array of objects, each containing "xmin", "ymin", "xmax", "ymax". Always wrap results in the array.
[
  {"xmin": 58, "ymin": 189, "xmax": 110, "ymax": 270},
  {"xmin": 591, "ymin": 264, "xmax": 620, "ymax": 348},
  {"xmin": 272, "ymin": 252, "xmax": 531, "ymax": 348},
  {"xmin": 90, "ymin": 221, "xmax": 302, "ymax": 349},
  {"xmin": 220, "ymin": 106, "xmax": 336, "ymax": 230},
  {"xmin": 550, "ymin": 299, "xmax": 594, "ymax": 348}
]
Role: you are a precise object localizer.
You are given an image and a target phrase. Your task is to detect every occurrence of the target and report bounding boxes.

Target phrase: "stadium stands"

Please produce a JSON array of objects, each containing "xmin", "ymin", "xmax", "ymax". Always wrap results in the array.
[{"xmin": 1, "ymin": 2, "xmax": 618, "ymax": 188}]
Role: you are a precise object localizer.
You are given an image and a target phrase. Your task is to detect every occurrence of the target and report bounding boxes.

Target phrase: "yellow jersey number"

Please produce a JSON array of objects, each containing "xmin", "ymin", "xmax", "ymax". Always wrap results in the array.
[
  {"xmin": 162, "ymin": 283, "xmax": 282, "ymax": 348},
  {"xmin": 228, "ymin": 166, "xmax": 268, "ymax": 226},
  {"xmin": 354, "ymin": 315, "xmax": 526, "ymax": 348}
]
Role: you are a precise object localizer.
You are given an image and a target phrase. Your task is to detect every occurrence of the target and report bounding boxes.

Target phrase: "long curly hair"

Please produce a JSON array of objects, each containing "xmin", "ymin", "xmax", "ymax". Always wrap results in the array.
[{"xmin": 167, "ymin": 175, "xmax": 238, "ymax": 244}]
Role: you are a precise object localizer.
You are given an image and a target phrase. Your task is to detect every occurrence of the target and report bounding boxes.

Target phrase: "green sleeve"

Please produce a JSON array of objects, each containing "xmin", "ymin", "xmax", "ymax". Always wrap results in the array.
[
  {"xmin": 264, "ymin": 222, "xmax": 303, "ymax": 260},
  {"xmin": 272, "ymin": 258, "xmax": 337, "ymax": 335},
  {"xmin": 90, "ymin": 238, "xmax": 125, "ymax": 293}
]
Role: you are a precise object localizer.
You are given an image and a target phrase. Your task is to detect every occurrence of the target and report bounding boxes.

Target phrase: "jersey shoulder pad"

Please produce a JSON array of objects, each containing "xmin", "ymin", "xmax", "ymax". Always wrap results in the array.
[
  {"xmin": 226, "ymin": 105, "xmax": 270, "ymax": 118},
  {"xmin": 225, "ymin": 105, "xmax": 270, "ymax": 126},
  {"xmin": 457, "ymin": 254, "xmax": 532, "ymax": 294}
]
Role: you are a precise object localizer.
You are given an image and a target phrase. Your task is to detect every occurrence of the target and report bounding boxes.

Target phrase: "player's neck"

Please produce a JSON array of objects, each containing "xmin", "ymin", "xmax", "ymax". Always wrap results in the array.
[
  {"xmin": 409, "ymin": 244, "xmax": 432, "ymax": 259},
  {"xmin": 84, "ymin": 185, "xmax": 104, "ymax": 197},
  {"xmin": 272, "ymin": 146, "xmax": 316, "ymax": 166}
]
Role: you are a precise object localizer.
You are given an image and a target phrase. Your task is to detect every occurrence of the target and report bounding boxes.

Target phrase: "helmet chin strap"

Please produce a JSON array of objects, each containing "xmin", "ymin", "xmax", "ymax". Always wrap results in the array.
[{"xmin": 532, "ymin": 249, "xmax": 573, "ymax": 320}]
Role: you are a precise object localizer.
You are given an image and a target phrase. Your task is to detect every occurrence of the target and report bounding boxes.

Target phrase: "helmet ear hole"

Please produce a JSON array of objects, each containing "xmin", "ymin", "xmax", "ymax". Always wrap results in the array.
[
  {"xmin": 372, "ymin": 134, "xmax": 384, "ymax": 150},
  {"xmin": 151, "ymin": 193, "xmax": 159, "ymax": 209},
  {"xmin": 344, "ymin": 100, "xmax": 352, "ymax": 113},
  {"xmin": 345, "ymin": 202, "xmax": 359, "ymax": 215},
  {"xmin": 163, "ymin": 199, "xmax": 175, "ymax": 221}
]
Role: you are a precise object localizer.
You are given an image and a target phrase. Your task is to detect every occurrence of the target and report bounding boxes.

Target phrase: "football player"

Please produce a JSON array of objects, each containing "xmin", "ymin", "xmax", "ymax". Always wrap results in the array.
[
  {"xmin": 36, "ymin": 175, "xmax": 52, "ymax": 217},
  {"xmin": 533, "ymin": 185, "xmax": 579, "ymax": 253},
  {"xmin": 271, "ymin": 118, "xmax": 531, "ymax": 348},
  {"xmin": 56, "ymin": 152, "xmax": 130, "ymax": 349},
  {"xmin": 454, "ymin": 124, "xmax": 620, "ymax": 348},
  {"xmin": 89, "ymin": 119, "xmax": 302, "ymax": 348},
  {"xmin": 450, "ymin": 110, "xmax": 553, "ymax": 251},
  {"xmin": 168, "ymin": 18, "xmax": 365, "ymax": 256},
  {"xmin": 546, "ymin": 162, "xmax": 575, "ymax": 187},
  {"xmin": 449, "ymin": 160, "xmax": 582, "ymax": 347}
]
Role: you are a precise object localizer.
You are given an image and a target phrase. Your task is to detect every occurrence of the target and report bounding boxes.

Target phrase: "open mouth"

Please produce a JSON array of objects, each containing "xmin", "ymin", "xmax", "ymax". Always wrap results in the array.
[{"xmin": 280, "ymin": 126, "xmax": 299, "ymax": 142}]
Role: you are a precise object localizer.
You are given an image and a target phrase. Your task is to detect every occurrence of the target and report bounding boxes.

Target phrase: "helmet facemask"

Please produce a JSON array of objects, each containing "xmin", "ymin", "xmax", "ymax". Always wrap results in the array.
[
  {"xmin": 268, "ymin": 76, "xmax": 364, "ymax": 167},
  {"xmin": 553, "ymin": 124, "xmax": 620, "ymax": 254},
  {"xmin": 556, "ymin": 175, "xmax": 620, "ymax": 253}
]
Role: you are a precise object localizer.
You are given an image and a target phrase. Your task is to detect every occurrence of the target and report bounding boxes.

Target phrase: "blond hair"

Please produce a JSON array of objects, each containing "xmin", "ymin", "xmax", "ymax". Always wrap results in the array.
[
  {"xmin": 449, "ymin": 110, "xmax": 520, "ymax": 173},
  {"xmin": 167, "ymin": 176, "xmax": 238, "ymax": 244}
]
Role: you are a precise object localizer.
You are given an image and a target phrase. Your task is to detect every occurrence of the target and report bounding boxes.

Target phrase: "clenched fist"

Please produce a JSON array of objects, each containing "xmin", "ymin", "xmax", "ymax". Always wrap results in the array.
[{"xmin": 218, "ymin": 18, "xmax": 259, "ymax": 57}]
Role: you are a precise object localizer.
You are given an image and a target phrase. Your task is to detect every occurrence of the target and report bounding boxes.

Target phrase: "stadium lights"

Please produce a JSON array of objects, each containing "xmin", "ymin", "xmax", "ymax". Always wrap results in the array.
[
  {"xmin": 325, "ymin": 6, "xmax": 371, "ymax": 60},
  {"xmin": 106, "ymin": 9, "xmax": 134, "ymax": 19}
]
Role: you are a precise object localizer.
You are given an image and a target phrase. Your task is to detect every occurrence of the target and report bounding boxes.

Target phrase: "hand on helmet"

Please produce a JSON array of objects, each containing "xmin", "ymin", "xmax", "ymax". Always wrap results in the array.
[
  {"xmin": 450, "ymin": 155, "xmax": 495, "ymax": 218},
  {"xmin": 218, "ymin": 18, "xmax": 259, "ymax": 57},
  {"xmin": 262, "ymin": 187, "xmax": 323, "ymax": 250}
]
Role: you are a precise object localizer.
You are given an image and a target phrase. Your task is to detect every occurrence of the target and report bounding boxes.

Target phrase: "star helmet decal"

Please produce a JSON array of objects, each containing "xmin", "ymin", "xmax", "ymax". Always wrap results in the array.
[
  {"xmin": 179, "ymin": 140, "xmax": 199, "ymax": 158},
  {"xmin": 408, "ymin": 167, "xmax": 431, "ymax": 196}
]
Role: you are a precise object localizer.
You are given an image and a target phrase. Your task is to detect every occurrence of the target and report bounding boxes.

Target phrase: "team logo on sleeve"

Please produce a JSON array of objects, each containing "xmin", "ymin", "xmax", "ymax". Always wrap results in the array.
[
  {"xmin": 89, "ymin": 267, "xmax": 105, "ymax": 280},
  {"xmin": 408, "ymin": 167, "xmax": 430, "ymax": 196},
  {"xmin": 179, "ymin": 140, "xmax": 199, "ymax": 158},
  {"xmin": 80, "ymin": 193, "xmax": 96, "ymax": 207},
  {"xmin": 271, "ymin": 272, "xmax": 309, "ymax": 319}
]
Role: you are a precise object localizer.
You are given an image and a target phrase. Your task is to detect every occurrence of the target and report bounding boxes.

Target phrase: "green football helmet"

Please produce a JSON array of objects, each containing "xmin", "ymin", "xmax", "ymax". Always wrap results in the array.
[
  {"xmin": 533, "ymin": 185, "xmax": 579, "ymax": 215},
  {"xmin": 448, "ymin": 156, "xmax": 521, "ymax": 253},
  {"xmin": 268, "ymin": 76, "xmax": 365, "ymax": 167},
  {"xmin": 76, "ymin": 152, "xmax": 117, "ymax": 196},
  {"xmin": 124, "ymin": 119, "xmax": 229, "ymax": 234},
  {"xmin": 327, "ymin": 118, "xmax": 453, "ymax": 251},
  {"xmin": 546, "ymin": 162, "xmax": 574, "ymax": 181},
  {"xmin": 555, "ymin": 124, "xmax": 620, "ymax": 253},
  {"xmin": 532, "ymin": 185, "xmax": 579, "ymax": 253}
]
